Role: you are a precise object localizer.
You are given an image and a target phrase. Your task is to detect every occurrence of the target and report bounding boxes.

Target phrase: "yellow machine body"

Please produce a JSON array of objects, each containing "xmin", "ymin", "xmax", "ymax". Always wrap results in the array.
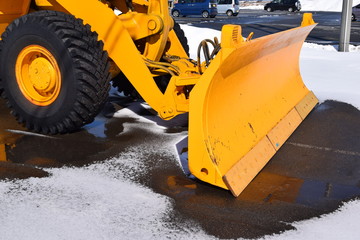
[
  {"xmin": 188, "ymin": 23, "xmax": 318, "ymax": 196},
  {"xmin": 0, "ymin": 1, "xmax": 31, "ymax": 35},
  {"xmin": 0, "ymin": 1, "xmax": 318, "ymax": 196}
]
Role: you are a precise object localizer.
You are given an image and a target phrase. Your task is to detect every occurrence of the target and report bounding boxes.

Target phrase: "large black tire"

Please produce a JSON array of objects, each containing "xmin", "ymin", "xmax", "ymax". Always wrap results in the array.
[
  {"xmin": 173, "ymin": 21, "xmax": 190, "ymax": 56},
  {"xmin": 0, "ymin": 11, "xmax": 111, "ymax": 134},
  {"xmin": 112, "ymin": 21, "xmax": 189, "ymax": 98}
]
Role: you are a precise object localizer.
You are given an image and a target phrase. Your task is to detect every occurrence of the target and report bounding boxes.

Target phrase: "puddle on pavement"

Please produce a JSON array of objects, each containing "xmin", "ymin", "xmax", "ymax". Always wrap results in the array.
[
  {"xmin": 0, "ymin": 97, "xmax": 141, "ymax": 179},
  {"xmin": 241, "ymin": 171, "xmax": 360, "ymax": 207},
  {"xmin": 0, "ymin": 95, "xmax": 188, "ymax": 180},
  {"xmin": 0, "ymin": 162, "xmax": 49, "ymax": 180}
]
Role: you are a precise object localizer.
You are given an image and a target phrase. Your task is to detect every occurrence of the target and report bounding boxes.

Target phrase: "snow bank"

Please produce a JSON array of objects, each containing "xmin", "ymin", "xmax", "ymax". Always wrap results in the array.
[
  {"xmin": 242, "ymin": 0, "xmax": 360, "ymax": 12},
  {"xmin": 301, "ymin": 0, "xmax": 360, "ymax": 12},
  {"xmin": 264, "ymin": 200, "xmax": 360, "ymax": 240},
  {"xmin": 301, "ymin": 42, "xmax": 360, "ymax": 110}
]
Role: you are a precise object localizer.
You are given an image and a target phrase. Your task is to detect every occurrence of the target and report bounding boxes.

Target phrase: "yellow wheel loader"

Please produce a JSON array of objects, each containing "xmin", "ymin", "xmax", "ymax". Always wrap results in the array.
[{"xmin": 0, "ymin": 0, "xmax": 318, "ymax": 196}]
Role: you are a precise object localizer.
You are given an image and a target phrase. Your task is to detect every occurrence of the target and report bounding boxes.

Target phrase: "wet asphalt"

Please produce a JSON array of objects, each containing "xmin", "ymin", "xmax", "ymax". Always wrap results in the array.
[{"xmin": 1, "ymin": 94, "xmax": 359, "ymax": 239}]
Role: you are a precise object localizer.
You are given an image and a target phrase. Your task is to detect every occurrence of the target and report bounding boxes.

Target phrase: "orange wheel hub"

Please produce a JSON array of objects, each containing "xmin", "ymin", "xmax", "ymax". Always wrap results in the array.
[{"xmin": 16, "ymin": 45, "xmax": 61, "ymax": 106}]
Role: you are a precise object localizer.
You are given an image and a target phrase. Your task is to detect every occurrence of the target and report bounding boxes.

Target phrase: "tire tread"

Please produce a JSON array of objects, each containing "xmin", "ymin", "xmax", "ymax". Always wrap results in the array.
[{"xmin": 0, "ymin": 10, "xmax": 110, "ymax": 134}]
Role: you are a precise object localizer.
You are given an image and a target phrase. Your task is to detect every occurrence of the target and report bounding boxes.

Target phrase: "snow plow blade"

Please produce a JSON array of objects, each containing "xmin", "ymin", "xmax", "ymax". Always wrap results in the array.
[{"xmin": 188, "ymin": 15, "xmax": 318, "ymax": 197}]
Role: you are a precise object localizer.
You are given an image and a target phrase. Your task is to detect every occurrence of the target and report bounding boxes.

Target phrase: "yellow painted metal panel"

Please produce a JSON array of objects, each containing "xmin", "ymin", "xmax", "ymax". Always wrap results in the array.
[
  {"xmin": 188, "ymin": 21, "xmax": 318, "ymax": 195},
  {"xmin": 223, "ymin": 91, "xmax": 318, "ymax": 196},
  {"xmin": 0, "ymin": 0, "xmax": 30, "ymax": 14},
  {"xmin": 223, "ymin": 137, "xmax": 276, "ymax": 196},
  {"xmin": 295, "ymin": 91, "xmax": 318, "ymax": 119},
  {"xmin": 0, "ymin": 0, "xmax": 31, "ymax": 35},
  {"xmin": 0, "ymin": 144, "xmax": 5, "ymax": 162},
  {"xmin": 34, "ymin": 0, "xmax": 67, "ymax": 12},
  {"xmin": 267, "ymin": 108, "xmax": 302, "ymax": 151},
  {"xmin": 167, "ymin": 29, "xmax": 189, "ymax": 58}
]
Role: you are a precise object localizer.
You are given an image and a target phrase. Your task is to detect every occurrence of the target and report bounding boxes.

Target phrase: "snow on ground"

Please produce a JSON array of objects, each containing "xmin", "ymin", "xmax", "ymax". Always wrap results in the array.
[
  {"xmin": 301, "ymin": 42, "xmax": 360, "ymax": 110},
  {"xmin": 263, "ymin": 200, "xmax": 360, "ymax": 240},
  {"xmin": 0, "ymin": 119, "xmax": 208, "ymax": 239},
  {"xmin": 0, "ymin": 21, "xmax": 360, "ymax": 240},
  {"xmin": 242, "ymin": 0, "xmax": 360, "ymax": 11},
  {"xmin": 301, "ymin": 0, "xmax": 360, "ymax": 12}
]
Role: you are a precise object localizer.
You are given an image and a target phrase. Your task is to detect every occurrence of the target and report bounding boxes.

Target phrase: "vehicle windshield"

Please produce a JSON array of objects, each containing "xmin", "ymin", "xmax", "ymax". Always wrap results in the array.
[{"xmin": 235, "ymin": 0, "xmax": 239, "ymax": 5}]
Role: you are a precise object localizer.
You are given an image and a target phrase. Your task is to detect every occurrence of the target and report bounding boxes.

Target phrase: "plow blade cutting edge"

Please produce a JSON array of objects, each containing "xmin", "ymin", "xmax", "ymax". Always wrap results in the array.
[{"xmin": 188, "ymin": 14, "xmax": 318, "ymax": 197}]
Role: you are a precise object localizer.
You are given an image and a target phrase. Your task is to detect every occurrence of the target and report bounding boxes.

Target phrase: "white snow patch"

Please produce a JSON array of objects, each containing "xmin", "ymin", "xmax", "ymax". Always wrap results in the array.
[
  {"xmin": 263, "ymin": 200, "xmax": 360, "ymax": 240},
  {"xmin": 301, "ymin": 43, "xmax": 360, "ymax": 110},
  {"xmin": 241, "ymin": 4, "xmax": 265, "ymax": 10},
  {"xmin": 179, "ymin": 25, "xmax": 221, "ymax": 60},
  {"xmin": 0, "ymin": 142, "xmax": 208, "ymax": 240},
  {"xmin": 241, "ymin": 0, "xmax": 360, "ymax": 12},
  {"xmin": 0, "ymin": 167, "xmax": 168, "ymax": 239},
  {"xmin": 301, "ymin": 0, "xmax": 360, "ymax": 12}
]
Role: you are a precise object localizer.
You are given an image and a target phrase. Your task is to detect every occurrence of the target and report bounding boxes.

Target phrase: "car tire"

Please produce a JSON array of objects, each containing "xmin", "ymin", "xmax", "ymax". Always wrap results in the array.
[
  {"xmin": 266, "ymin": 7, "xmax": 273, "ymax": 12},
  {"xmin": 172, "ymin": 10, "xmax": 180, "ymax": 17},
  {"xmin": 202, "ymin": 11, "xmax": 209, "ymax": 18},
  {"xmin": 352, "ymin": 14, "xmax": 356, "ymax": 21},
  {"xmin": 226, "ymin": 10, "xmax": 233, "ymax": 17},
  {"xmin": 288, "ymin": 7, "xmax": 294, "ymax": 12}
]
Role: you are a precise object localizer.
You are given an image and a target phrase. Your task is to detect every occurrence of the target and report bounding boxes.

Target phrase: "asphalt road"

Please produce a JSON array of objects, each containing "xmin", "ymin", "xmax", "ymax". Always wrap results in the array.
[{"xmin": 174, "ymin": 9, "xmax": 360, "ymax": 45}]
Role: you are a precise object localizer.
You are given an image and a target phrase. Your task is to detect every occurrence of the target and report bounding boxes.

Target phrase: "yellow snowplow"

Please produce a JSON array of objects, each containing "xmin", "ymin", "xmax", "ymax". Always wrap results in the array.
[{"xmin": 0, "ymin": 0, "xmax": 318, "ymax": 196}]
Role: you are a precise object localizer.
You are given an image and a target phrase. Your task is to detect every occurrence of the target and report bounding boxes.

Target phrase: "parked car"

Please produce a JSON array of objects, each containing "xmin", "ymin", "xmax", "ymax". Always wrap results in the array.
[
  {"xmin": 172, "ymin": 0, "xmax": 218, "ymax": 18},
  {"xmin": 353, "ymin": 4, "xmax": 360, "ymax": 21},
  {"xmin": 217, "ymin": 0, "xmax": 240, "ymax": 16},
  {"xmin": 264, "ymin": 0, "xmax": 301, "ymax": 12}
]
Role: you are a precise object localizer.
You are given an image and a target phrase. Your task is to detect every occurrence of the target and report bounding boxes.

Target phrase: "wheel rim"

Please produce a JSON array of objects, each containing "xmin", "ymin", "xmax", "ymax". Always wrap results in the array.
[
  {"xmin": 16, "ymin": 45, "xmax": 61, "ymax": 106},
  {"xmin": 227, "ymin": 11, "xmax": 232, "ymax": 16},
  {"xmin": 173, "ymin": 10, "xmax": 179, "ymax": 17},
  {"xmin": 203, "ymin": 11, "xmax": 209, "ymax": 18}
]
